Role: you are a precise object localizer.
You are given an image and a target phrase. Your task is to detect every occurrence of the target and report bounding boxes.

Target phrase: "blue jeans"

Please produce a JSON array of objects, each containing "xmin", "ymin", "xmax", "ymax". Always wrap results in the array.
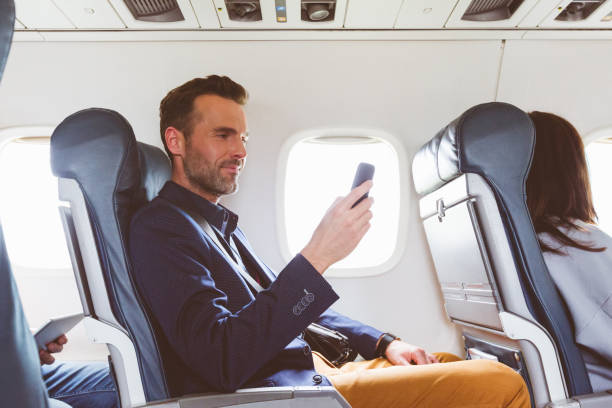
[{"xmin": 41, "ymin": 361, "xmax": 119, "ymax": 408}]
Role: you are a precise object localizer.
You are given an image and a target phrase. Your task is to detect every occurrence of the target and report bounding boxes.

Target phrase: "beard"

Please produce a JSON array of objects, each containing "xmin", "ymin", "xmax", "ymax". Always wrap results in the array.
[{"xmin": 183, "ymin": 148, "xmax": 242, "ymax": 198}]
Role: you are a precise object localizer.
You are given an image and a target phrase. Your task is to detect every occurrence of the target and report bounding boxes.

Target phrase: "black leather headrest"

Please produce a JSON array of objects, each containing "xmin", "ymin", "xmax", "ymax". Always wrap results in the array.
[
  {"xmin": 0, "ymin": 0, "xmax": 15, "ymax": 80},
  {"xmin": 137, "ymin": 142, "xmax": 171, "ymax": 202},
  {"xmin": 412, "ymin": 102, "xmax": 592, "ymax": 396},
  {"xmin": 51, "ymin": 108, "xmax": 170, "ymax": 401},
  {"xmin": 413, "ymin": 102, "xmax": 533, "ymax": 195}
]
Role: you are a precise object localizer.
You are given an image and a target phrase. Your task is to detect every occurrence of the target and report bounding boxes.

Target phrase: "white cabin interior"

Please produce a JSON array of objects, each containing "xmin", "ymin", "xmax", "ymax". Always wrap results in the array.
[{"xmin": 1, "ymin": 0, "xmax": 611, "ymax": 366}]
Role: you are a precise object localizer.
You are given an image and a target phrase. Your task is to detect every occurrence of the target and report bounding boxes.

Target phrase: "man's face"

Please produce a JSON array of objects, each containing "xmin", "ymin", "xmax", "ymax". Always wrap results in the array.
[{"xmin": 182, "ymin": 94, "xmax": 248, "ymax": 199}]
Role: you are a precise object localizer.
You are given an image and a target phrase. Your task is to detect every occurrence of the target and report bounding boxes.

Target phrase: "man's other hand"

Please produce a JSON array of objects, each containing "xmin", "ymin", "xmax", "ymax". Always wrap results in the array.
[
  {"xmin": 385, "ymin": 340, "xmax": 439, "ymax": 366},
  {"xmin": 39, "ymin": 334, "xmax": 68, "ymax": 365},
  {"xmin": 300, "ymin": 180, "xmax": 374, "ymax": 274}
]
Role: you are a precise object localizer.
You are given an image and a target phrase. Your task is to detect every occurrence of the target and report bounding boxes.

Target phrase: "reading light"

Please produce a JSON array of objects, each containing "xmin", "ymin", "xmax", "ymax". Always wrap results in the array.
[
  {"xmin": 307, "ymin": 3, "xmax": 330, "ymax": 20},
  {"xmin": 232, "ymin": 2, "xmax": 258, "ymax": 17}
]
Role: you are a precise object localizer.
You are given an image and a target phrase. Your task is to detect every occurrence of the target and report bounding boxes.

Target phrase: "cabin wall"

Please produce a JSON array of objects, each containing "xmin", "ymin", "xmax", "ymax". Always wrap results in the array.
[
  {"xmin": 1, "ymin": 39, "xmax": 611, "ymax": 360},
  {"xmin": 497, "ymin": 40, "xmax": 612, "ymax": 135}
]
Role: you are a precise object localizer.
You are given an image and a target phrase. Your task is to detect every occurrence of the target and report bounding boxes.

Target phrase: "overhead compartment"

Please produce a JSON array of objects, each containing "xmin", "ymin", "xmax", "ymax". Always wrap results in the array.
[
  {"xmin": 344, "ymin": 0, "xmax": 404, "ymax": 28},
  {"xmin": 395, "ymin": 0, "xmax": 459, "ymax": 28},
  {"xmin": 15, "ymin": 0, "xmax": 75, "ymax": 29},
  {"xmin": 107, "ymin": 0, "xmax": 203, "ymax": 28},
  {"xmin": 445, "ymin": 0, "xmax": 540, "ymax": 27},
  {"xmin": 213, "ymin": 0, "xmax": 347, "ymax": 28},
  {"xmin": 537, "ymin": 0, "xmax": 612, "ymax": 28},
  {"xmin": 53, "ymin": 0, "xmax": 125, "ymax": 29}
]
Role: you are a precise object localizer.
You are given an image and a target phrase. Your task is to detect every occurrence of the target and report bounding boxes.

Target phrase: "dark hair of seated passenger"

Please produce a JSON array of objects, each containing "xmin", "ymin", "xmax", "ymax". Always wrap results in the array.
[
  {"xmin": 526, "ymin": 111, "xmax": 605, "ymax": 255},
  {"xmin": 159, "ymin": 75, "xmax": 249, "ymax": 158}
]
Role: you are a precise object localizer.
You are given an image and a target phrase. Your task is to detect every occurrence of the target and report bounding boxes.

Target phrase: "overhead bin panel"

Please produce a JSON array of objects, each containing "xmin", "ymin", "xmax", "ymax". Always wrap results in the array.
[
  {"xmin": 107, "ymin": 0, "xmax": 200, "ymax": 28},
  {"xmin": 54, "ymin": 0, "xmax": 125, "ymax": 29},
  {"xmin": 214, "ymin": 0, "xmax": 347, "ymax": 28},
  {"xmin": 14, "ymin": 18, "xmax": 25, "ymax": 29},
  {"xmin": 344, "ymin": 0, "xmax": 404, "ymax": 28},
  {"xmin": 538, "ymin": 0, "xmax": 612, "ymax": 28},
  {"xmin": 395, "ymin": 0, "xmax": 459, "ymax": 28},
  {"xmin": 15, "ymin": 0, "xmax": 75, "ymax": 29},
  {"xmin": 446, "ymin": 0, "xmax": 539, "ymax": 27}
]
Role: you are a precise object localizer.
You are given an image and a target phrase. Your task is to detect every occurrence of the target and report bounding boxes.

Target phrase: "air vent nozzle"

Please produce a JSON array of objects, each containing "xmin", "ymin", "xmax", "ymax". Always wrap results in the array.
[
  {"xmin": 462, "ymin": 0, "xmax": 524, "ymax": 21},
  {"xmin": 123, "ymin": 0, "xmax": 184, "ymax": 22},
  {"xmin": 226, "ymin": 0, "xmax": 262, "ymax": 22},
  {"xmin": 555, "ymin": 1, "xmax": 605, "ymax": 22},
  {"xmin": 301, "ymin": 0, "xmax": 336, "ymax": 22}
]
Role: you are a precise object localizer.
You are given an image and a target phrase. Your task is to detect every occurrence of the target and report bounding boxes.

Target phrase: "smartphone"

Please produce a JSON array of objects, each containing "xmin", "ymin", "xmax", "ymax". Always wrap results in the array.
[
  {"xmin": 350, "ymin": 162, "xmax": 375, "ymax": 208},
  {"xmin": 34, "ymin": 312, "xmax": 84, "ymax": 350}
]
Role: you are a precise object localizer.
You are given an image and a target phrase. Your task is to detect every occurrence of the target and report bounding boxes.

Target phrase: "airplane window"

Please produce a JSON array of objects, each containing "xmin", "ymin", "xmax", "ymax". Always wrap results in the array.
[
  {"xmin": 0, "ymin": 137, "xmax": 71, "ymax": 270},
  {"xmin": 586, "ymin": 137, "xmax": 612, "ymax": 235},
  {"xmin": 281, "ymin": 131, "xmax": 402, "ymax": 276}
]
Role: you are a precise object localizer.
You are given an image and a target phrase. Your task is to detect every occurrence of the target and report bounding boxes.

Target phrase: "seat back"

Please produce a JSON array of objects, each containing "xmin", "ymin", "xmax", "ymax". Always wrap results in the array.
[
  {"xmin": 0, "ymin": 2, "xmax": 54, "ymax": 405},
  {"xmin": 1, "ymin": 225, "xmax": 53, "ymax": 407},
  {"xmin": 50, "ymin": 109, "xmax": 172, "ymax": 406},
  {"xmin": 412, "ymin": 102, "xmax": 592, "ymax": 406}
]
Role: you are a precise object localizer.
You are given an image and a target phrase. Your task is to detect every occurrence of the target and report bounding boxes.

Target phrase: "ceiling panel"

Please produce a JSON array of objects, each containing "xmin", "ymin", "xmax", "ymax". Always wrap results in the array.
[
  {"xmin": 15, "ymin": 0, "xmax": 75, "ymax": 29},
  {"xmin": 191, "ymin": 0, "xmax": 221, "ymax": 28},
  {"xmin": 344, "ymin": 0, "xmax": 404, "ymax": 28},
  {"xmin": 395, "ymin": 0, "xmax": 458, "ymax": 28},
  {"xmin": 54, "ymin": 0, "xmax": 125, "ymax": 29},
  {"xmin": 517, "ymin": 0, "xmax": 561, "ymax": 27},
  {"xmin": 107, "ymin": 0, "xmax": 200, "ymax": 28}
]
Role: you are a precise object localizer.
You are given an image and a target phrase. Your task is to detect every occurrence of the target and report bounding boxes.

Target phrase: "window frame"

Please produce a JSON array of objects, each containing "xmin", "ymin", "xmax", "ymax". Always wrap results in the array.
[
  {"xmin": 0, "ymin": 125, "xmax": 72, "ymax": 276},
  {"xmin": 276, "ymin": 128, "xmax": 409, "ymax": 278},
  {"xmin": 584, "ymin": 125, "xmax": 612, "ymax": 236},
  {"xmin": 584, "ymin": 126, "xmax": 612, "ymax": 145}
]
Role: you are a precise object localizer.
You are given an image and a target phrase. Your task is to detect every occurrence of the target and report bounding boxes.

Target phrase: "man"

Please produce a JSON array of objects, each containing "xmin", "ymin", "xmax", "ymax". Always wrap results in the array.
[{"xmin": 129, "ymin": 75, "xmax": 529, "ymax": 407}]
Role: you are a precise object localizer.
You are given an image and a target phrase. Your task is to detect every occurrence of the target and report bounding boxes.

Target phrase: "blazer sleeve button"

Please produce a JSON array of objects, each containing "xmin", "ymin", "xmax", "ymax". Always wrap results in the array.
[{"xmin": 313, "ymin": 374, "xmax": 323, "ymax": 384}]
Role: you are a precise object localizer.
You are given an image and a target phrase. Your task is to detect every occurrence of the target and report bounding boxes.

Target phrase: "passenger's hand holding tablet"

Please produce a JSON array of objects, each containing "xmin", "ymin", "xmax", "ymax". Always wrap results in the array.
[
  {"xmin": 300, "ymin": 163, "xmax": 375, "ymax": 274},
  {"xmin": 34, "ymin": 312, "xmax": 83, "ymax": 365}
]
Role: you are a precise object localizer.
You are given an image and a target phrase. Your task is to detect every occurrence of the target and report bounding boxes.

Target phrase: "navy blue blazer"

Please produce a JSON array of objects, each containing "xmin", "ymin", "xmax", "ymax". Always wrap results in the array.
[{"xmin": 129, "ymin": 182, "xmax": 383, "ymax": 396}]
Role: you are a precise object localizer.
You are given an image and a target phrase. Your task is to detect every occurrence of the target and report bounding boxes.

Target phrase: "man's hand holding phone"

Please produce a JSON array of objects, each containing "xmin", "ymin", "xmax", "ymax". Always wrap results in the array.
[{"xmin": 301, "ymin": 163, "xmax": 375, "ymax": 274}]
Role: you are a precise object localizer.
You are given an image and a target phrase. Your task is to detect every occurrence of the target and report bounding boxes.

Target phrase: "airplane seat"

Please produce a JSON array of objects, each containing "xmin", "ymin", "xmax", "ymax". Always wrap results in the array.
[
  {"xmin": 50, "ymin": 108, "xmax": 350, "ymax": 407},
  {"xmin": 1, "ymin": 0, "xmax": 68, "ymax": 406},
  {"xmin": 412, "ymin": 101, "xmax": 612, "ymax": 408}
]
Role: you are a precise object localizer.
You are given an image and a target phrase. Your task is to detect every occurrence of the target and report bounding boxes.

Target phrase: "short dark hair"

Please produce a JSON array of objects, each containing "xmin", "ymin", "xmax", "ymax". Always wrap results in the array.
[
  {"xmin": 526, "ymin": 111, "xmax": 605, "ymax": 254},
  {"xmin": 159, "ymin": 75, "xmax": 248, "ymax": 157}
]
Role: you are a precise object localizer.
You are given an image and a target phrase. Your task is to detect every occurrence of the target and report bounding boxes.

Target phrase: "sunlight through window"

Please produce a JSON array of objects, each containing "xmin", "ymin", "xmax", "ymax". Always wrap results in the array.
[
  {"xmin": 0, "ymin": 138, "xmax": 71, "ymax": 269},
  {"xmin": 586, "ymin": 138, "xmax": 612, "ymax": 235},
  {"xmin": 284, "ymin": 135, "xmax": 400, "ymax": 270}
]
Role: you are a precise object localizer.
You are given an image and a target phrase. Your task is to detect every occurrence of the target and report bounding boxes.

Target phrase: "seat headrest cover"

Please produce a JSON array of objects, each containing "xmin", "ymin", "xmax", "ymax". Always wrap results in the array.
[
  {"xmin": 50, "ymin": 108, "xmax": 169, "ymax": 401},
  {"xmin": 137, "ymin": 142, "xmax": 171, "ymax": 202},
  {"xmin": 412, "ymin": 102, "xmax": 533, "ymax": 195},
  {"xmin": 0, "ymin": 0, "xmax": 15, "ymax": 81}
]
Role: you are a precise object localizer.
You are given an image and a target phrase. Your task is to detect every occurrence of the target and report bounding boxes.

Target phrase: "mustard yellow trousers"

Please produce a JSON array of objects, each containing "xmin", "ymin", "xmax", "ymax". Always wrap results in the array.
[{"xmin": 313, "ymin": 352, "xmax": 530, "ymax": 408}]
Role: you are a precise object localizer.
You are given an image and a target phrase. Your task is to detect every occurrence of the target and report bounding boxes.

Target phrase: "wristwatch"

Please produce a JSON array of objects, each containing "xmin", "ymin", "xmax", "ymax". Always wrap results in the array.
[{"xmin": 375, "ymin": 332, "xmax": 399, "ymax": 358}]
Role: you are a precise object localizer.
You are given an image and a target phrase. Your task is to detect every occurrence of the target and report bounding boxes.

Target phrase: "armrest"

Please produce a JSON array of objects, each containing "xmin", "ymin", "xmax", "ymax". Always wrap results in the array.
[
  {"xmin": 136, "ymin": 386, "xmax": 350, "ymax": 408},
  {"xmin": 547, "ymin": 390, "xmax": 612, "ymax": 408}
]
